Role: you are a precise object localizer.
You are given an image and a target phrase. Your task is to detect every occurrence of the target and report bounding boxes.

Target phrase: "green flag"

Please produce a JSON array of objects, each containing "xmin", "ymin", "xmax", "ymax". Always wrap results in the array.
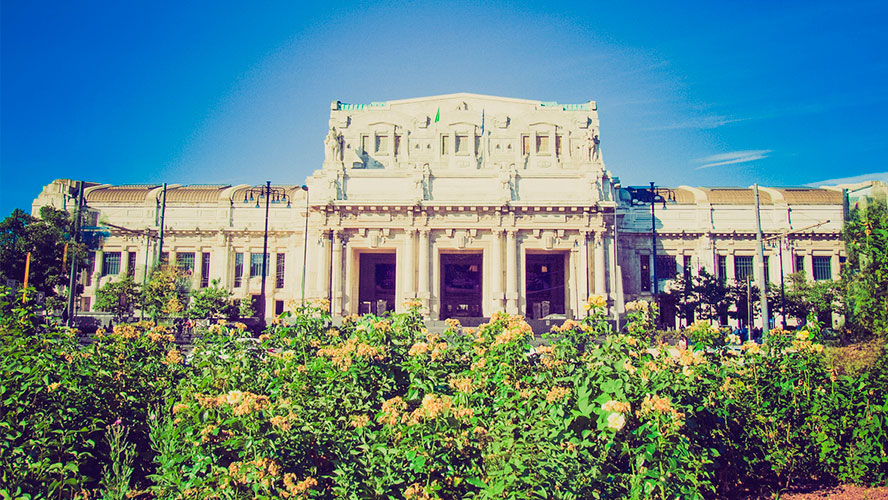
[{"xmin": 434, "ymin": 107, "xmax": 440, "ymax": 123}]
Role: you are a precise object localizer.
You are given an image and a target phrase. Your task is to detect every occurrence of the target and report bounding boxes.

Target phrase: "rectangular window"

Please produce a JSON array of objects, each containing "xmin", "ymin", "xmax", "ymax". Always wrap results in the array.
[
  {"xmin": 475, "ymin": 136, "xmax": 481, "ymax": 157},
  {"xmin": 234, "ymin": 252, "xmax": 243, "ymax": 288},
  {"xmin": 360, "ymin": 135, "xmax": 369, "ymax": 152},
  {"xmin": 536, "ymin": 134, "xmax": 549, "ymax": 154},
  {"xmin": 177, "ymin": 252, "xmax": 195, "ymax": 273},
  {"xmin": 764, "ymin": 255, "xmax": 770, "ymax": 284},
  {"xmin": 375, "ymin": 134, "xmax": 388, "ymax": 154},
  {"xmin": 275, "ymin": 253, "xmax": 285, "ymax": 288},
  {"xmin": 521, "ymin": 135, "xmax": 530, "ymax": 156},
  {"xmin": 81, "ymin": 296, "xmax": 91, "ymax": 312},
  {"xmin": 455, "ymin": 134, "xmax": 469, "ymax": 155},
  {"xmin": 555, "ymin": 135, "xmax": 563, "ymax": 157},
  {"xmin": 795, "ymin": 255, "xmax": 805, "ymax": 274},
  {"xmin": 717, "ymin": 255, "xmax": 727, "ymax": 282},
  {"xmin": 250, "ymin": 253, "xmax": 264, "ymax": 278},
  {"xmin": 656, "ymin": 255, "xmax": 677, "ymax": 280},
  {"xmin": 201, "ymin": 252, "xmax": 211, "ymax": 288},
  {"xmin": 160, "ymin": 251, "xmax": 169, "ymax": 264},
  {"xmin": 394, "ymin": 135, "xmax": 401, "ymax": 156},
  {"xmin": 441, "ymin": 135, "xmax": 450, "ymax": 155},
  {"xmin": 127, "ymin": 251, "xmax": 137, "ymax": 278},
  {"xmin": 734, "ymin": 255, "xmax": 754, "ymax": 281},
  {"xmin": 102, "ymin": 252, "xmax": 121, "ymax": 277},
  {"xmin": 275, "ymin": 300, "xmax": 285, "ymax": 316},
  {"xmin": 683, "ymin": 255, "xmax": 692, "ymax": 279},
  {"xmin": 813, "ymin": 256, "xmax": 832, "ymax": 281},
  {"xmin": 85, "ymin": 252, "xmax": 96, "ymax": 286},
  {"xmin": 639, "ymin": 255, "xmax": 651, "ymax": 292}
]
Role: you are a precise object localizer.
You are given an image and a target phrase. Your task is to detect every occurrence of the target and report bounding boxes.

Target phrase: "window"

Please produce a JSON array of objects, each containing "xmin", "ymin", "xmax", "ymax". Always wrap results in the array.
[
  {"xmin": 795, "ymin": 255, "xmax": 805, "ymax": 274},
  {"xmin": 683, "ymin": 255, "xmax": 692, "ymax": 279},
  {"xmin": 127, "ymin": 251, "xmax": 136, "ymax": 278},
  {"xmin": 441, "ymin": 135, "xmax": 451, "ymax": 155},
  {"xmin": 734, "ymin": 255, "xmax": 754, "ymax": 281},
  {"xmin": 250, "ymin": 253, "xmax": 265, "ymax": 278},
  {"xmin": 234, "ymin": 253, "xmax": 243, "ymax": 288},
  {"xmin": 160, "ymin": 252, "xmax": 169, "ymax": 264},
  {"xmin": 656, "ymin": 255, "xmax": 677, "ymax": 280},
  {"xmin": 717, "ymin": 255, "xmax": 727, "ymax": 282},
  {"xmin": 813, "ymin": 256, "xmax": 832, "ymax": 281},
  {"xmin": 102, "ymin": 252, "xmax": 121, "ymax": 276},
  {"xmin": 177, "ymin": 252, "xmax": 195, "ymax": 273},
  {"xmin": 360, "ymin": 135, "xmax": 369, "ymax": 152},
  {"xmin": 394, "ymin": 135, "xmax": 401, "ymax": 156},
  {"xmin": 375, "ymin": 134, "xmax": 388, "ymax": 154},
  {"xmin": 639, "ymin": 255, "xmax": 651, "ymax": 292},
  {"xmin": 536, "ymin": 134, "xmax": 549, "ymax": 154},
  {"xmin": 275, "ymin": 253, "xmax": 285, "ymax": 288},
  {"xmin": 81, "ymin": 296, "xmax": 91, "ymax": 312},
  {"xmin": 85, "ymin": 252, "xmax": 96, "ymax": 286},
  {"xmin": 521, "ymin": 135, "xmax": 530, "ymax": 156},
  {"xmin": 555, "ymin": 135, "xmax": 563, "ymax": 157},
  {"xmin": 455, "ymin": 135, "xmax": 469, "ymax": 155},
  {"xmin": 201, "ymin": 252, "xmax": 211, "ymax": 288},
  {"xmin": 764, "ymin": 255, "xmax": 770, "ymax": 284},
  {"xmin": 275, "ymin": 300, "xmax": 285, "ymax": 316}
]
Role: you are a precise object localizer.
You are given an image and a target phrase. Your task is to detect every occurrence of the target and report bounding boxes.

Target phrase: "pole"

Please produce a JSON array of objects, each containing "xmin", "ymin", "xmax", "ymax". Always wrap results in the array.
[
  {"xmin": 66, "ymin": 181, "xmax": 84, "ymax": 326},
  {"xmin": 753, "ymin": 183, "xmax": 769, "ymax": 336},
  {"xmin": 650, "ymin": 181, "xmax": 658, "ymax": 302},
  {"xmin": 779, "ymin": 238, "xmax": 786, "ymax": 328},
  {"xmin": 260, "ymin": 181, "xmax": 271, "ymax": 321},
  {"xmin": 301, "ymin": 185, "xmax": 309, "ymax": 304},
  {"xmin": 157, "ymin": 183, "xmax": 167, "ymax": 264},
  {"xmin": 22, "ymin": 252, "xmax": 31, "ymax": 303}
]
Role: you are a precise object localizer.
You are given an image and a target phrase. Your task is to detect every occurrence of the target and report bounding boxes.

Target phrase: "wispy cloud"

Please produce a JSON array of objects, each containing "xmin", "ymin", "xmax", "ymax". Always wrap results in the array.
[
  {"xmin": 695, "ymin": 150, "xmax": 771, "ymax": 169},
  {"xmin": 643, "ymin": 114, "xmax": 749, "ymax": 131},
  {"xmin": 805, "ymin": 171, "xmax": 888, "ymax": 187}
]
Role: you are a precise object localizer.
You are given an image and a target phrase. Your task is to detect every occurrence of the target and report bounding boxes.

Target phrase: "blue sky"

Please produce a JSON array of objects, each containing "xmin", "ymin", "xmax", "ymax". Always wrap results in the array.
[{"xmin": 2, "ymin": 0, "xmax": 887, "ymax": 215}]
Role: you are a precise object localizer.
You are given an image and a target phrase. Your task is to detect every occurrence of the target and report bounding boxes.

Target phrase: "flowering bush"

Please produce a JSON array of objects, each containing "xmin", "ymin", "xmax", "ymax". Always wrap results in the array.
[{"xmin": 1, "ymin": 291, "xmax": 886, "ymax": 499}]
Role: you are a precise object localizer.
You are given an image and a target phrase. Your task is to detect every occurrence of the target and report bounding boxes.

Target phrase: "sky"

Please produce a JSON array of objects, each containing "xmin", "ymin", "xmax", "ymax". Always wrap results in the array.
[{"xmin": 2, "ymin": 0, "xmax": 887, "ymax": 215}]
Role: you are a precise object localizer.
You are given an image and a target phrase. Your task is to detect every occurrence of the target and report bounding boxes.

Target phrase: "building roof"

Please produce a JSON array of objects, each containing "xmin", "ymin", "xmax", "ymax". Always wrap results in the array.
[
  {"xmin": 86, "ymin": 185, "xmax": 159, "ymax": 203},
  {"xmin": 777, "ymin": 188, "xmax": 843, "ymax": 205},
  {"xmin": 165, "ymin": 185, "xmax": 231, "ymax": 203}
]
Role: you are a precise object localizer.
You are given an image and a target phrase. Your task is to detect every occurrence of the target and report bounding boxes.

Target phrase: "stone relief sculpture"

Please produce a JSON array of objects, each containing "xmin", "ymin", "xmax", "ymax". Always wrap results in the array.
[
  {"xmin": 324, "ymin": 127, "xmax": 342, "ymax": 162},
  {"xmin": 583, "ymin": 128, "xmax": 600, "ymax": 161}
]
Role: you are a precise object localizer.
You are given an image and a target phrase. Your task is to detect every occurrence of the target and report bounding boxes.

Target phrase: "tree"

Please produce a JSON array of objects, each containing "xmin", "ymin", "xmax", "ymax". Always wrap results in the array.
[
  {"xmin": 94, "ymin": 276, "xmax": 141, "ymax": 322},
  {"xmin": 726, "ymin": 278, "xmax": 760, "ymax": 328},
  {"xmin": 843, "ymin": 198, "xmax": 888, "ymax": 338},
  {"xmin": 141, "ymin": 266, "xmax": 190, "ymax": 320},
  {"xmin": 187, "ymin": 280, "xmax": 235, "ymax": 319},
  {"xmin": 665, "ymin": 273, "xmax": 699, "ymax": 327},
  {"xmin": 0, "ymin": 207, "xmax": 86, "ymax": 311},
  {"xmin": 695, "ymin": 270, "xmax": 730, "ymax": 324}
]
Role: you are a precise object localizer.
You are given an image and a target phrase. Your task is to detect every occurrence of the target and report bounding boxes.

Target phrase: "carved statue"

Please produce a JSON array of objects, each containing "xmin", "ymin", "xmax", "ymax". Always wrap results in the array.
[
  {"xmin": 583, "ymin": 128, "xmax": 600, "ymax": 161},
  {"xmin": 324, "ymin": 127, "xmax": 342, "ymax": 162}
]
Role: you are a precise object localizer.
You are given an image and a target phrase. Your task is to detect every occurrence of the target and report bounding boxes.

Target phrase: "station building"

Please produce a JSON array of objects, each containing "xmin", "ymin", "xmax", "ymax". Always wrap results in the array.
[{"xmin": 32, "ymin": 93, "xmax": 849, "ymax": 327}]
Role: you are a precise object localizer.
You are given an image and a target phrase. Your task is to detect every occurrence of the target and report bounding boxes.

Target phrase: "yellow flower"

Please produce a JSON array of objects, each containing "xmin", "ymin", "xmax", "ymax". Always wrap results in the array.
[
  {"xmin": 546, "ymin": 386, "xmax": 570, "ymax": 403},
  {"xmin": 587, "ymin": 294, "xmax": 607, "ymax": 310}
]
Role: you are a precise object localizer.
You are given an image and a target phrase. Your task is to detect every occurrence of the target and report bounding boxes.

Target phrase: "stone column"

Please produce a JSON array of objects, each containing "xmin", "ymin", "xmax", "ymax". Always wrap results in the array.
[
  {"xmin": 726, "ymin": 252, "xmax": 736, "ymax": 281},
  {"xmin": 579, "ymin": 232, "xmax": 590, "ymax": 304},
  {"xmin": 331, "ymin": 231, "xmax": 344, "ymax": 316},
  {"xmin": 120, "ymin": 250, "xmax": 130, "ymax": 277},
  {"xmin": 594, "ymin": 232, "xmax": 606, "ymax": 295},
  {"xmin": 94, "ymin": 249, "xmax": 104, "ymax": 294},
  {"xmin": 491, "ymin": 229, "xmax": 504, "ymax": 312},
  {"xmin": 831, "ymin": 250, "xmax": 840, "ymax": 281},
  {"xmin": 418, "ymin": 229, "xmax": 430, "ymax": 309},
  {"xmin": 569, "ymin": 242, "xmax": 580, "ymax": 318},
  {"xmin": 403, "ymin": 229, "xmax": 416, "ymax": 304},
  {"xmin": 505, "ymin": 230, "xmax": 518, "ymax": 314},
  {"xmin": 315, "ymin": 230, "xmax": 330, "ymax": 300},
  {"xmin": 803, "ymin": 252, "xmax": 813, "ymax": 282}
]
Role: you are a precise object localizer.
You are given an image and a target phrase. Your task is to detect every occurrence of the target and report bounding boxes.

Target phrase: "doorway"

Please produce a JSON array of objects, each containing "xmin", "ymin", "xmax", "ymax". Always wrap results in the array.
[
  {"xmin": 525, "ymin": 253, "xmax": 566, "ymax": 319},
  {"xmin": 440, "ymin": 253, "xmax": 482, "ymax": 318},
  {"xmin": 358, "ymin": 253, "xmax": 396, "ymax": 315}
]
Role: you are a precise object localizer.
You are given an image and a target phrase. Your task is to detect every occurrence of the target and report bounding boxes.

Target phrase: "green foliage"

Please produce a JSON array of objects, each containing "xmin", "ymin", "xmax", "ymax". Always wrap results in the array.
[
  {"xmin": 843, "ymin": 198, "xmax": 888, "ymax": 338},
  {"xmin": 187, "ymin": 279, "xmax": 235, "ymax": 319},
  {"xmin": 238, "ymin": 296, "xmax": 255, "ymax": 318},
  {"xmin": 94, "ymin": 275, "xmax": 142, "ymax": 321},
  {"xmin": 141, "ymin": 266, "xmax": 190, "ymax": 320},
  {"xmin": 0, "ymin": 206, "xmax": 87, "ymax": 310},
  {"xmin": 2, "ymin": 293, "xmax": 886, "ymax": 499}
]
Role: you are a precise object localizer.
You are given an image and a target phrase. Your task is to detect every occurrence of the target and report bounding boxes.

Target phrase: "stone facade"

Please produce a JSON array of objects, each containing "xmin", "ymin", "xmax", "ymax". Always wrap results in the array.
[{"xmin": 32, "ymin": 93, "xmax": 849, "ymax": 327}]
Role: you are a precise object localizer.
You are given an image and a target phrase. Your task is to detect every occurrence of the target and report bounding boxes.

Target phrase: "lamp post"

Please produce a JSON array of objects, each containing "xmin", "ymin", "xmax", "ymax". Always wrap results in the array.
[
  {"xmin": 65, "ymin": 181, "xmax": 85, "ymax": 326},
  {"xmin": 300, "ymin": 185, "xmax": 309, "ymax": 304},
  {"xmin": 626, "ymin": 183, "xmax": 675, "ymax": 326},
  {"xmin": 243, "ymin": 182, "xmax": 291, "ymax": 322}
]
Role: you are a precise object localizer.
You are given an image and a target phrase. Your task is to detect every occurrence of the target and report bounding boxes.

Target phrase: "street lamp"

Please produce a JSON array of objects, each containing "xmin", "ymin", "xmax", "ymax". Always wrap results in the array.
[
  {"xmin": 243, "ymin": 181, "xmax": 291, "ymax": 322},
  {"xmin": 626, "ymin": 183, "xmax": 675, "ymax": 325}
]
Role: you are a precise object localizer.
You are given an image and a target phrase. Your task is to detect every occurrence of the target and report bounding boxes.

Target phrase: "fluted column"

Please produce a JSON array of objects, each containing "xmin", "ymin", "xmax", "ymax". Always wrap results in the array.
[
  {"xmin": 331, "ymin": 231, "xmax": 344, "ymax": 316},
  {"xmin": 403, "ymin": 229, "xmax": 416, "ymax": 305},
  {"xmin": 418, "ymin": 229, "xmax": 430, "ymax": 307},
  {"xmin": 491, "ymin": 229, "xmax": 504, "ymax": 312},
  {"xmin": 505, "ymin": 230, "xmax": 518, "ymax": 314},
  {"xmin": 315, "ymin": 230, "xmax": 330, "ymax": 300},
  {"xmin": 594, "ymin": 232, "xmax": 606, "ymax": 295}
]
